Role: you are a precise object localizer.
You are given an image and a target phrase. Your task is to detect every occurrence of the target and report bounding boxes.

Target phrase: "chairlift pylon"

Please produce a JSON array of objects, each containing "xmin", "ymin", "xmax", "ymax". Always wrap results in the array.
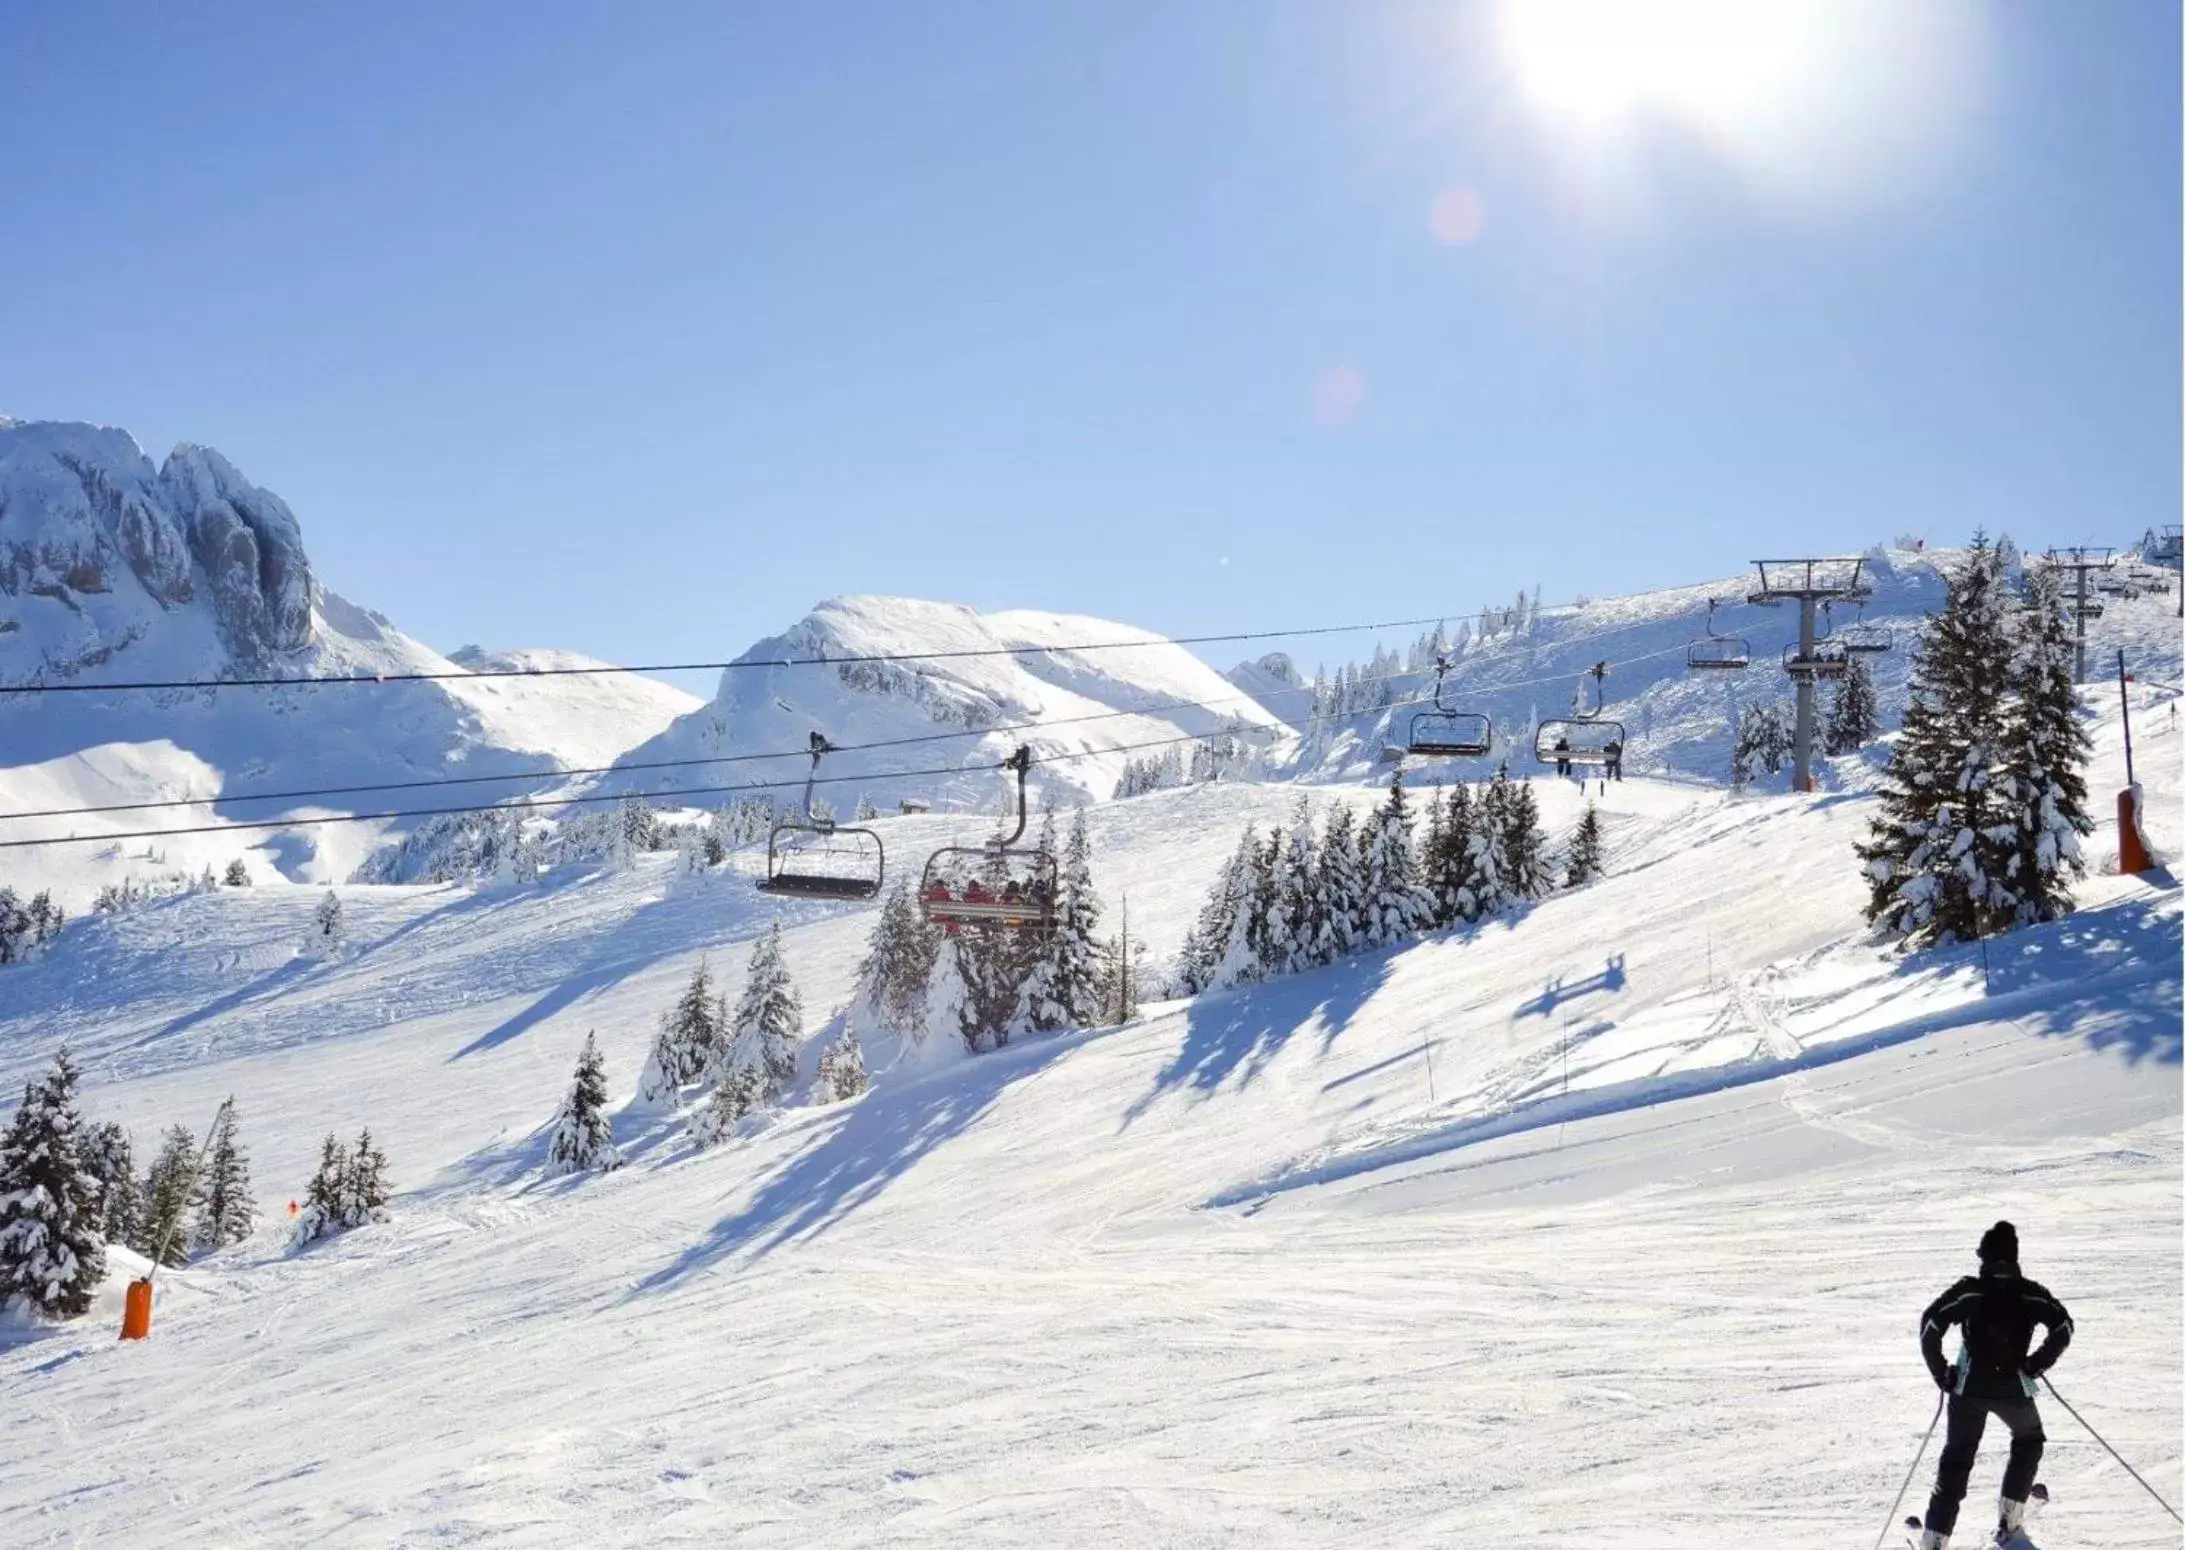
[
  {"xmin": 918, "ymin": 746, "xmax": 1058, "ymax": 935},
  {"xmin": 1405, "ymin": 653, "xmax": 1494, "ymax": 757},
  {"xmin": 756, "ymin": 732, "xmax": 885, "ymax": 901},
  {"xmin": 1535, "ymin": 661, "xmax": 1628, "ymax": 775},
  {"xmin": 1685, "ymin": 598, "xmax": 1751, "ymax": 671}
]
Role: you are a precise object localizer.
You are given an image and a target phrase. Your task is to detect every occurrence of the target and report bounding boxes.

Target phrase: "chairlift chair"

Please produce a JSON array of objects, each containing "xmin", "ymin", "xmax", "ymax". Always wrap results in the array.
[
  {"xmin": 1534, "ymin": 661, "xmax": 1627, "ymax": 772},
  {"xmin": 1685, "ymin": 598, "xmax": 1750, "ymax": 671},
  {"xmin": 1837, "ymin": 602, "xmax": 1892, "ymax": 654},
  {"xmin": 756, "ymin": 732, "xmax": 885, "ymax": 901},
  {"xmin": 918, "ymin": 746, "xmax": 1059, "ymax": 935},
  {"xmin": 1781, "ymin": 640, "xmax": 1851, "ymax": 680},
  {"xmin": 1405, "ymin": 654, "xmax": 1494, "ymax": 756}
]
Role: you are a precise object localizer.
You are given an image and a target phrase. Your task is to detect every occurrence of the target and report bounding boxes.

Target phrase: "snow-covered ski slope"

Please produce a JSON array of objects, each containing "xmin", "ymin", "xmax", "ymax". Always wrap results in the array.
[
  {"xmin": 1, "ymin": 671, "xmax": 2177, "ymax": 1547},
  {"xmin": 1290, "ymin": 546, "xmax": 2184, "ymax": 788}
]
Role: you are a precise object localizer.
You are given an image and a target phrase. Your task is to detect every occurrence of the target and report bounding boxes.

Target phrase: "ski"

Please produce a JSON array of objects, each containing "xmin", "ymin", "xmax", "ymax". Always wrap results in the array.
[{"xmin": 1903, "ymin": 1483, "xmax": 2050, "ymax": 1548}]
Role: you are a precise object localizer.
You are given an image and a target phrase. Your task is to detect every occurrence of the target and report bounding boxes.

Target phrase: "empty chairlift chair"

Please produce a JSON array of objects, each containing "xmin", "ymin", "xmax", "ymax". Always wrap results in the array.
[
  {"xmin": 757, "ymin": 732, "xmax": 885, "ymax": 901},
  {"xmin": 919, "ymin": 746, "xmax": 1059, "ymax": 935},
  {"xmin": 1405, "ymin": 654, "xmax": 1494, "ymax": 757},
  {"xmin": 1685, "ymin": 598, "xmax": 1751, "ymax": 671}
]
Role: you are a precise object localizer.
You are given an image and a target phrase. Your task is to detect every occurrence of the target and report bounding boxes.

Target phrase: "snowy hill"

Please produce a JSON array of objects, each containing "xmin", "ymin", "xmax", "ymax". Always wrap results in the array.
[
  {"xmin": 605, "ymin": 594, "xmax": 1294, "ymax": 816},
  {"xmin": 0, "ymin": 657, "xmax": 2175, "ymax": 1546},
  {"xmin": 1282, "ymin": 546, "xmax": 2184, "ymax": 785},
  {"xmin": 0, "ymin": 421, "xmax": 701, "ymax": 902}
]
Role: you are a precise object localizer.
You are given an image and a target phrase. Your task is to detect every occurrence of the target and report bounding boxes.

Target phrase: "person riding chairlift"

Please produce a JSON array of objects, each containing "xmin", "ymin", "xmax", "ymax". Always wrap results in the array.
[
  {"xmin": 1603, "ymin": 738, "xmax": 1624, "ymax": 783},
  {"xmin": 1553, "ymin": 734, "xmax": 1572, "ymax": 778}
]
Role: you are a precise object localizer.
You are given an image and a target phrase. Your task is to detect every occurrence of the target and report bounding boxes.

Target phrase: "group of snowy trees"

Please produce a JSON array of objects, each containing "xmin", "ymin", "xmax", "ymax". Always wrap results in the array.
[
  {"xmin": 634, "ymin": 922, "xmax": 834, "ymax": 1144},
  {"xmin": 852, "ymin": 807, "xmax": 1117, "ymax": 1054},
  {"xmin": 0, "ymin": 1051, "xmax": 269, "ymax": 1320},
  {"xmin": 294, "ymin": 1130, "xmax": 391, "ymax": 1245},
  {"xmin": 1730, "ymin": 659, "xmax": 1883, "ymax": 789},
  {"xmin": 1176, "ymin": 766, "xmax": 1603, "ymax": 994},
  {"xmin": 1112, "ymin": 731, "xmax": 1264, "ymax": 798},
  {"xmin": 1859, "ymin": 539, "xmax": 2094, "ymax": 947},
  {"xmin": 0, "ymin": 886, "xmax": 64, "ymax": 964}
]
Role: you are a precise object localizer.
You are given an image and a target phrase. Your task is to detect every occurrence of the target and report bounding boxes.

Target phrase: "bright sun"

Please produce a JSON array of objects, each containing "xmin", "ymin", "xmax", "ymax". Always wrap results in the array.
[{"xmin": 1499, "ymin": 0, "xmax": 1825, "ymax": 134}]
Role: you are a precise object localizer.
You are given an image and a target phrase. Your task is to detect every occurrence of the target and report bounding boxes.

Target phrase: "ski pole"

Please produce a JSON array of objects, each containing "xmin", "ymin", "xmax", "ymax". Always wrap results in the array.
[
  {"xmin": 2041, "ymin": 1377, "xmax": 2183, "ymax": 1524},
  {"xmin": 1875, "ymin": 1393, "xmax": 1945, "ymax": 1550}
]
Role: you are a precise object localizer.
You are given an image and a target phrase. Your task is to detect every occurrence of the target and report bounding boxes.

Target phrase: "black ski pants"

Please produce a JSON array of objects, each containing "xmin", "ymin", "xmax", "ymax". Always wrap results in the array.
[{"xmin": 1924, "ymin": 1392, "xmax": 2044, "ymax": 1536}]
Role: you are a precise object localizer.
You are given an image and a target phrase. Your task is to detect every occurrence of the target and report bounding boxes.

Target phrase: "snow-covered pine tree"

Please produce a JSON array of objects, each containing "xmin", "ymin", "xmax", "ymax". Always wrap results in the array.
[
  {"xmin": 1858, "ymin": 536, "xmax": 2019, "ymax": 946},
  {"xmin": 923, "ymin": 933, "xmax": 979, "ymax": 1053},
  {"xmin": 1563, "ymin": 802, "xmax": 1605, "ymax": 889},
  {"xmin": 546, "ymin": 1032, "xmax": 621, "ymax": 1176},
  {"xmin": 344, "ymin": 1131, "xmax": 391, "ymax": 1227},
  {"xmin": 1018, "ymin": 808, "xmax": 1107, "ymax": 1031},
  {"xmin": 1320, "ymin": 801, "xmax": 1373, "ymax": 961},
  {"xmin": 1429, "ymin": 781, "xmax": 1476, "ymax": 924},
  {"xmin": 304, "ymin": 890, "xmax": 345, "ymax": 958},
  {"xmin": 0, "ymin": 1050, "xmax": 107, "ymax": 1318},
  {"xmin": 1237, "ymin": 823, "xmax": 1284, "ymax": 982},
  {"xmin": 1997, "ymin": 562, "xmax": 2093, "ymax": 925},
  {"xmin": 815, "ymin": 1025, "xmax": 869, "ymax": 1102},
  {"xmin": 1502, "ymin": 777, "xmax": 1549, "ymax": 900},
  {"xmin": 1176, "ymin": 841, "xmax": 1247, "ymax": 993},
  {"xmin": 81, "ymin": 1121, "xmax": 140, "ymax": 1246},
  {"xmin": 293, "ymin": 1133, "xmax": 349, "ymax": 1244},
  {"xmin": 223, "ymin": 859, "xmax": 251, "ymax": 887},
  {"xmin": 637, "ymin": 959, "xmax": 724, "ymax": 1105},
  {"xmin": 725, "ymin": 920, "xmax": 802, "ymax": 1104},
  {"xmin": 1458, "ymin": 767, "xmax": 1513, "ymax": 920},
  {"xmin": 1732, "ymin": 702, "xmax": 1794, "ymax": 786},
  {"xmin": 1211, "ymin": 824, "xmax": 1268, "ymax": 987},
  {"xmin": 191, "ymin": 1101, "xmax": 256, "ymax": 1254},
  {"xmin": 1272, "ymin": 800, "xmax": 1318, "ymax": 977},
  {"xmin": 137, "ymin": 1124, "xmax": 201, "ymax": 1266},
  {"xmin": 1824, "ymin": 654, "xmax": 1881, "ymax": 755},
  {"xmin": 1361, "ymin": 764, "xmax": 1432, "ymax": 947}
]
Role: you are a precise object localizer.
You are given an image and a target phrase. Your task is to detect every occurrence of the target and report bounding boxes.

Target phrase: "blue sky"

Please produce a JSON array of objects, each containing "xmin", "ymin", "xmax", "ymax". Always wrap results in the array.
[{"xmin": 2, "ymin": 2, "xmax": 2175, "ymax": 677}]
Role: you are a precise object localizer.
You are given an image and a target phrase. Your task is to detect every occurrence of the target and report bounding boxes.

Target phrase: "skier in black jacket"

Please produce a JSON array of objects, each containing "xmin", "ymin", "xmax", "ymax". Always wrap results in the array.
[{"xmin": 1911, "ymin": 1221, "xmax": 2073, "ymax": 1549}]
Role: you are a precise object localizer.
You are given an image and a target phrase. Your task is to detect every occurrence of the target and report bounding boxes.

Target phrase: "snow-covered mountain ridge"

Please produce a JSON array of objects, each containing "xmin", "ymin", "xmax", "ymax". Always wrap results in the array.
[{"xmin": 0, "ymin": 421, "xmax": 700, "ymax": 901}]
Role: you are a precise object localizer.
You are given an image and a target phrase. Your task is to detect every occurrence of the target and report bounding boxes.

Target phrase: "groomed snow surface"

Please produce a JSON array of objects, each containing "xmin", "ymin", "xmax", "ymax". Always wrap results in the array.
[{"xmin": 1, "ymin": 694, "xmax": 2178, "ymax": 1548}]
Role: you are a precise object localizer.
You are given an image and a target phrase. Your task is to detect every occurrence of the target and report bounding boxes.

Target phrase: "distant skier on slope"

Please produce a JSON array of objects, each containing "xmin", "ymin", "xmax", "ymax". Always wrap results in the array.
[{"xmin": 1909, "ymin": 1221, "xmax": 2073, "ymax": 1549}]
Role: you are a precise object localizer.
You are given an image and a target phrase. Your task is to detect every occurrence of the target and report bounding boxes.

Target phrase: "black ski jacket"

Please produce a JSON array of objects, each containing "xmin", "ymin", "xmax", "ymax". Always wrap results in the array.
[{"xmin": 1920, "ymin": 1263, "xmax": 2073, "ymax": 1400}]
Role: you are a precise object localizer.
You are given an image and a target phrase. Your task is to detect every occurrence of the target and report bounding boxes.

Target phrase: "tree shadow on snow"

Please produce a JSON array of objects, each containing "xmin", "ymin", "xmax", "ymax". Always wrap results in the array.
[
  {"xmin": 625, "ymin": 1033, "xmax": 1082, "ymax": 1291},
  {"xmin": 1121, "ymin": 952, "xmax": 1392, "ymax": 1128},
  {"xmin": 1904, "ymin": 891, "xmax": 2183, "ymax": 1066}
]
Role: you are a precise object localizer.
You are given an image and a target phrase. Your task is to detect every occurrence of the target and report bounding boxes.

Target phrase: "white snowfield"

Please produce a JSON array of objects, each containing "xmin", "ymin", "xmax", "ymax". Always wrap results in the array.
[{"xmin": 1, "ymin": 662, "xmax": 2178, "ymax": 1548}]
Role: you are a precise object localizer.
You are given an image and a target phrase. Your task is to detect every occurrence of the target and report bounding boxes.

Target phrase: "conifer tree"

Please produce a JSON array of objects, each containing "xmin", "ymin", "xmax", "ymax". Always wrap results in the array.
[
  {"xmin": 1563, "ymin": 803, "xmax": 1605, "ymax": 890},
  {"xmin": 223, "ymin": 859, "xmax": 252, "ymax": 887},
  {"xmin": 137, "ymin": 1124, "xmax": 202, "ymax": 1267},
  {"xmin": 1458, "ymin": 767, "xmax": 1513, "ymax": 920},
  {"xmin": 304, "ymin": 890, "xmax": 345, "ymax": 958},
  {"xmin": 1272, "ymin": 800, "xmax": 1319, "ymax": 977},
  {"xmin": 81, "ymin": 1121, "xmax": 140, "ymax": 1246},
  {"xmin": 0, "ymin": 1049, "xmax": 107, "ymax": 1318},
  {"xmin": 1429, "ymin": 782, "xmax": 1477, "ymax": 925},
  {"xmin": 1177, "ymin": 839, "xmax": 1250, "ymax": 994},
  {"xmin": 1361, "ymin": 764, "xmax": 1432, "ymax": 946},
  {"xmin": 546, "ymin": 1032, "xmax": 621, "ymax": 1176},
  {"xmin": 816, "ymin": 1025, "xmax": 869, "ymax": 1102},
  {"xmin": 1019, "ymin": 808, "xmax": 1107, "ymax": 1031},
  {"xmin": 294, "ymin": 1134, "xmax": 350, "ymax": 1245},
  {"xmin": 345, "ymin": 1131, "xmax": 391, "ymax": 1225},
  {"xmin": 1824, "ymin": 654, "xmax": 1882, "ymax": 755},
  {"xmin": 1502, "ymin": 777, "xmax": 1549, "ymax": 900},
  {"xmin": 191, "ymin": 1101, "xmax": 256, "ymax": 1254},
  {"xmin": 851, "ymin": 878, "xmax": 941, "ymax": 1040},
  {"xmin": 637, "ymin": 959, "xmax": 724, "ymax": 1104},
  {"xmin": 1996, "ymin": 563, "xmax": 2093, "ymax": 925},
  {"xmin": 1309, "ymin": 803, "xmax": 1369, "ymax": 963},
  {"xmin": 723, "ymin": 921, "xmax": 802, "ymax": 1104},
  {"xmin": 1732, "ymin": 702, "xmax": 1793, "ymax": 787},
  {"xmin": 923, "ymin": 934, "xmax": 980, "ymax": 1053},
  {"xmin": 1858, "ymin": 537, "xmax": 2019, "ymax": 946}
]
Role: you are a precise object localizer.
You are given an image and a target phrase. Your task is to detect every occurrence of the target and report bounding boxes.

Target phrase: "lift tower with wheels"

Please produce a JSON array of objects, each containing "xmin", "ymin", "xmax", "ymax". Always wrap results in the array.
[
  {"xmin": 2038, "ymin": 547, "xmax": 2118, "ymax": 684},
  {"xmin": 1746, "ymin": 557, "xmax": 1871, "ymax": 793}
]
